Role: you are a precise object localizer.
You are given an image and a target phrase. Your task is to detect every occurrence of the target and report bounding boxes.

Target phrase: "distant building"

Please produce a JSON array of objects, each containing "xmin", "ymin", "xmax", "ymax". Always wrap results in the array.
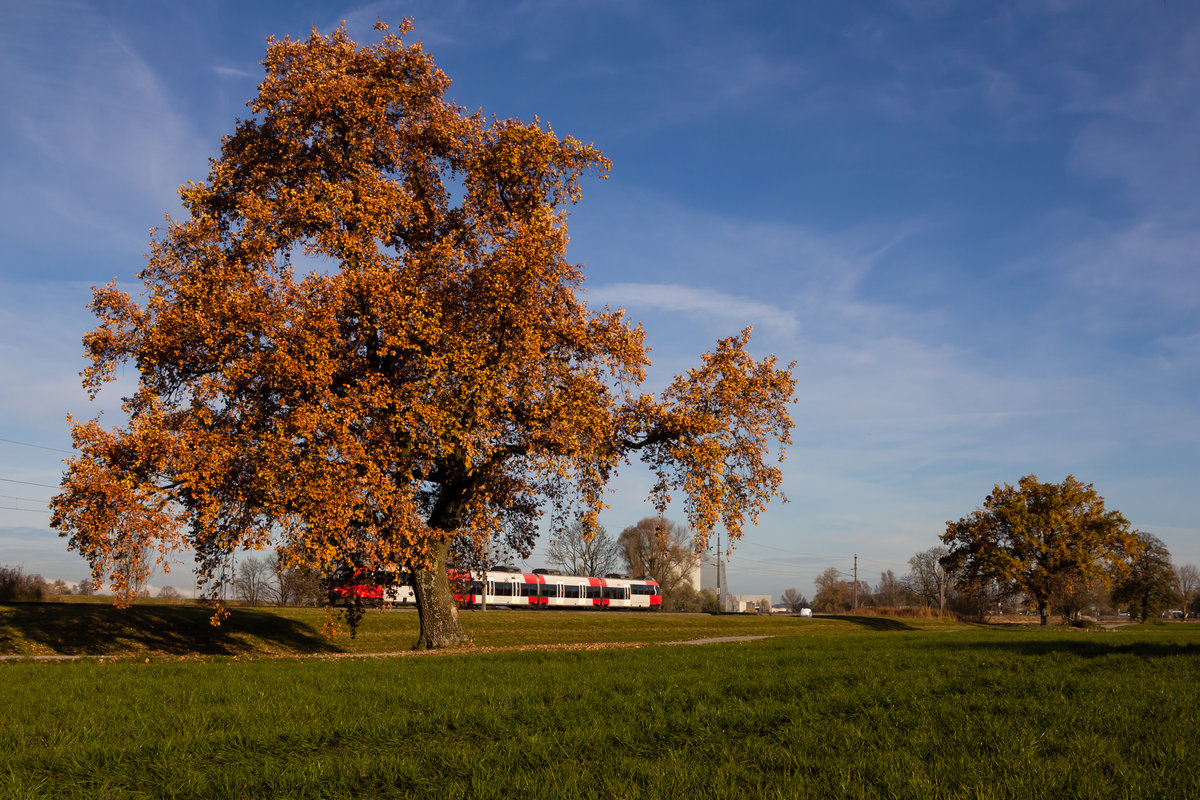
[
  {"xmin": 727, "ymin": 593, "xmax": 772, "ymax": 613},
  {"xmin": 685, "ymin": 552, "xmax": 773, "ymax": 612},
  {"xmin": 696, "ymin": 553, "xmax": 725, "ymax": 593}
]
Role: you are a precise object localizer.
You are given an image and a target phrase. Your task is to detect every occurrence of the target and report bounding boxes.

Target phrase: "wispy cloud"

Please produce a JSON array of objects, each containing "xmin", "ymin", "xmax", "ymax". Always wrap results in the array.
[
  {"xmin": 0, "ymin": 2, "xmax": 208, "ymax": 267},
  {"xmin": 588, "ymin": 283, "xmax": 800, "ymax": 339},
  {"xmin": 211, "ymin": 65, "xmax": 256, "ymax": 79}
]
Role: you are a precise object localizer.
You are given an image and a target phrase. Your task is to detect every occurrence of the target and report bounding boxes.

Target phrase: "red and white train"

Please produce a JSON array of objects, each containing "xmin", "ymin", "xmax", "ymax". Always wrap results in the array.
[{"xmin": 330, "ymin": 567, "xmax": 662, "ymax": 609}]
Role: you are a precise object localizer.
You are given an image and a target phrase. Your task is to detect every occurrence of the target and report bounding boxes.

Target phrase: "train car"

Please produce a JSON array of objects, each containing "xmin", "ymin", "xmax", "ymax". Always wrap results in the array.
[
  {"xmin": 452, "ymin": 568, "xmax": 662, "ymax": 610},
  {"xmin": 327, "ymin": 567, "xmax": 415, "ymax": 606},
  {"xmin": 330, "ymin": 565, "xmax": 661, "ymax": 609}
]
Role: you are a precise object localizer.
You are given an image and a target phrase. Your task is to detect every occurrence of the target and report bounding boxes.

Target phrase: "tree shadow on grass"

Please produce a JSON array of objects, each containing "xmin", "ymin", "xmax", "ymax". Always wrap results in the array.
[
  {"xmin": 939, "ymin": 636, "xmax": 1200, "ymax": 660},
  {"xmin": 822, "ymin": 615, "xmax": 919, "ymax": 632},
  {"xmin": 0, "ymin": 602, "xmax": 341, "ymax": 656}
]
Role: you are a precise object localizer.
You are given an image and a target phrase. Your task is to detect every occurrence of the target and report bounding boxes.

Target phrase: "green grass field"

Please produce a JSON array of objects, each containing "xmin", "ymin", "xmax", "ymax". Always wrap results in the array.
[{"xmin": 2, "ymin": 604, "xmax": 1198, "ymax": 799}]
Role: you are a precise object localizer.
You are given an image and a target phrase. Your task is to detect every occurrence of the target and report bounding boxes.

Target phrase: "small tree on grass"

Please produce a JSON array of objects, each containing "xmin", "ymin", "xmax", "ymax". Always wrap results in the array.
[
  {"xmin": 942, "ymin": 475, "xmax": 1140, "ymax": 625},
  {"xmin": 780, "ymin": 587, "xmax": 807, "ymax": 612},
  {"xmin": 1112, "ymin": 533, "xmax": 1180, "ymax": 622}
]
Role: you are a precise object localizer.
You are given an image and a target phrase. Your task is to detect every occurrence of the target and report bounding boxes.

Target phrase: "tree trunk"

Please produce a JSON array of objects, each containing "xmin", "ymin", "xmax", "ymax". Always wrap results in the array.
[
  {"xmin": 1038, "ymin": 600, "xmax": 1049, "ymax": 626},
  {"xmin": 411, "ymin": 538, "xmax": 472, "ymax": 649}
]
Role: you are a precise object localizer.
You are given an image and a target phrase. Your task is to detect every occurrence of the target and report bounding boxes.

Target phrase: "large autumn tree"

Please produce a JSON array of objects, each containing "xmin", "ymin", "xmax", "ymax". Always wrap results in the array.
[
  {"xmin": 49, "ymin": 21, "xmax": 795, "ymax": 649},
  {"xmin": 941, "ymin": 475, "xmax": 1140, "ymax": 625}
]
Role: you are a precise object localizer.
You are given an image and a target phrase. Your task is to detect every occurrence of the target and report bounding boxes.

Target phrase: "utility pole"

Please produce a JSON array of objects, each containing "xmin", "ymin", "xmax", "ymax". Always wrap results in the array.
[
  {"xmin": 717, "ymin": 528, "xmax": 723, "ymax": 613},
  {"xmin": 480, "ymin": 543, "xmax": 488, "ymax": 613},
  {"xmin": 852, "ymin": 553, "xmax": 858, "ymax": 610}
]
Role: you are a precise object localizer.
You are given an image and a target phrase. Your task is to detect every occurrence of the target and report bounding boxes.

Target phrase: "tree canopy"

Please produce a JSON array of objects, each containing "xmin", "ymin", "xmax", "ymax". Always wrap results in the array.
[
  {"xmin": 49, "ymin": 21, "xmax": 795, "ymax": 648},
  {"xmin": 617, "ymin": 517, "xmax": 702, "ymax": 611},
  {"xmin": 1112, "ymin": 533, "xmax": 1179, "ymax": 622},
  {"xmin": 941, "ymin": 475, "xmax": 1140, "ymax": 625}
]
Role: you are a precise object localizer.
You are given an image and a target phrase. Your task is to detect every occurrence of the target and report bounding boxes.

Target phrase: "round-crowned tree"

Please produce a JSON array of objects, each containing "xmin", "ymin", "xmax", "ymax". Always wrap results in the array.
[{"xmin": 51, "ymin": 22, "xmax": 795, "ymax": 648}]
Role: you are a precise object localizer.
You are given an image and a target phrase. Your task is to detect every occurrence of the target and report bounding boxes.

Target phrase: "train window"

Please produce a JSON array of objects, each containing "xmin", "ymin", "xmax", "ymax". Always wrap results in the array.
[
  {"xmin": 540, "ymin": 583, "xmax": 560, "ymax": 598},
  {"xmin": 491, "ymin": 582, "xmax": 512, "ymax": 597},
  {"xmin": 563, "ymin": 585, "xmax": 580, "ymax": 599},
  {"xmin": 521, "ymin": 583, "xmax": 539, "ymax": 598},
  {"xmin": 585, "ymin": 586, "xmax": 601, "ymax": 599}
]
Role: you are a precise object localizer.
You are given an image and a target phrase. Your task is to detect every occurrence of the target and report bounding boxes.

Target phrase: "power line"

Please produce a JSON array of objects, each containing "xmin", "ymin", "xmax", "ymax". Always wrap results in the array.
[
  {"xmin": 0, "ymin": 437, "xmax": 72, "ymax": 454},
  {"xmin": 1, "ymin": 494, "xmax": 50, "ymax": 504},
  {"xmin": 0, "ymin": 477, "xmax": 58, "ymax": 489},
  {"xmin": 0, "ymin": 505, "xmax": 50, "ymax": 514}
]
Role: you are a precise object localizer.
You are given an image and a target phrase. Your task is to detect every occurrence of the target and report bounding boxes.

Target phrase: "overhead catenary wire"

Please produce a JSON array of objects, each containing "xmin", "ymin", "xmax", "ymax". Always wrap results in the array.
[
  {"xmin": 1, "ymin": 494, "xmax": 50, "ymax": 505},
  {"xmin": 0, "ymin": 477, "xmax": 59, "ymax": 489},
  {"xmin": 0, "ymin": 437, "xmax": 72, "ymax": 454}
]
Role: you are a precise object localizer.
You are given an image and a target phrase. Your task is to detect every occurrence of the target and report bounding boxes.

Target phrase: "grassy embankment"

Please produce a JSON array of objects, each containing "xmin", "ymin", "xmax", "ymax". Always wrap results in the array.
[
  {"xmin": 2, "ymin": 603, "xmax": 1198, "ymax": 799},
  {"xmin": 0, "ymin": 600, "xmax": 905, "ymax": 657}
]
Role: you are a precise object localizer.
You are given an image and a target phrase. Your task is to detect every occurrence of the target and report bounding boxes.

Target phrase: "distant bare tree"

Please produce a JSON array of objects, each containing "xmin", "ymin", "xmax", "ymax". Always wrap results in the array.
[
  {"xmin": 265, "ymin": 551, "xmax": 323, "ymax": 606},
  {"xmin": 904, "ymin": 546, "xmax": 953, "ymax": 613},
  {"xmin": 874, "ymin": 569, "xmax": 908, "ymax": 608},
  {"xmin": 158, "ymin": 585, "xmax": 182, "ymax": 599},
  {"xmin": 813, "ymin": 567, "xmax": 850, "ymax": 612},
  {"xmin": 1176, "ymin": 564, "xmax": 1199, "ymax": 619},
  {"xmin": 617, "ymin": 517, "xmax": 701, "ymax": 611},
  {"xmin": 75, "ymin": 578, "xmax": 95, "ymax": 596},
  {"xmin": 232, "ymin": 556, "xmax": 273, "ymax": 605},
  {"xmin": 780, "ymin": 587, "xmax": 808, "ymax": 612},
  {"xmin": 546, "ymin": 520, "xmax": 622, "ymax": 577}
]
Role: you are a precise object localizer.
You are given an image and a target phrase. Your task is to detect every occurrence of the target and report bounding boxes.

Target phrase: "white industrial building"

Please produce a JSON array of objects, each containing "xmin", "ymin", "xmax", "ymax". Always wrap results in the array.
[{"xmin": 684, "ymin": 553, "xmax": 771, "ymax": 613}]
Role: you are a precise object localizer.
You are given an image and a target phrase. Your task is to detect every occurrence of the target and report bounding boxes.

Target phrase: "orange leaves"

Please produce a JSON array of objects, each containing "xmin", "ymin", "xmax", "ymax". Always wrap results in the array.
[
  {"xmin": 942, "ymin": 475, "xmax": 1140, "ymax": 611},
  {"xmin": 620, "ymin": 329, "xmax": 796, "ymax": 551},
  {"xmin": 51, "ymin": 21, "xmax": 796, "ymax": 625},
  {"xmin": 50, "ymin": 411, "xmax": 190, "ymax": 605}
]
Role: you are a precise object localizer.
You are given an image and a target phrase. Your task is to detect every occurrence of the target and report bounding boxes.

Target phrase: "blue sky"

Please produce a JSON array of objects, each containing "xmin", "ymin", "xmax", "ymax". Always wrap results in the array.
[{"xmin": 2, "ymin": 1, "xmax": 1198, "ymax": 600}]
